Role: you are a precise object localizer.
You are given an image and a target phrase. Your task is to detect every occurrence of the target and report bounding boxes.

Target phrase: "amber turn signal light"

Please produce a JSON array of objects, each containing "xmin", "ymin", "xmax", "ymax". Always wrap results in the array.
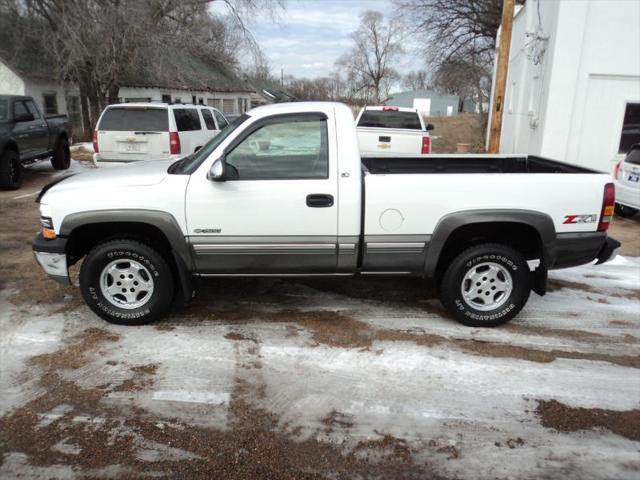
[{"xmin": 42, "ymin": 228, "xmax": 57, "ymax": 239}]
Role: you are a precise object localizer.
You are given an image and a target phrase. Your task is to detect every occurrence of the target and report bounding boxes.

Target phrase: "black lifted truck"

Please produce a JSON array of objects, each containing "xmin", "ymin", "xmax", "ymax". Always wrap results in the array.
[{"xmin": 0, "ymin": 94, "xmax": 72, "ymax": 189}]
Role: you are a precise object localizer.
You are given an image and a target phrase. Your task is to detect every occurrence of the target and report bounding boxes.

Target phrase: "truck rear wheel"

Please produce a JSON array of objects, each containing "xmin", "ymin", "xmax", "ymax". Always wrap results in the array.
[
  {"xmin": 79, "ymin": 239, "xmax": 175, "ymax": 325},
  {"xmin": 0, "ymin": 149, "xmax": 22, "ymax": 190},
  {"xmin": 51, "ymin": 137, "xmax": 71, "ymax": 170},
  {"xmin": 439, "ymin": 243, "xmax": 531, "ymax": 327}
]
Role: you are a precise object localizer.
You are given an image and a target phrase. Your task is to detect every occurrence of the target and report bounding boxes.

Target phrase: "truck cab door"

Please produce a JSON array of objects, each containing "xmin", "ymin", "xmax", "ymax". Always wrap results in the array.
[
  {"xmin": 12, "ymin": 100, "xmax": 40, "ymax": 158},
  {"xmin": 25, "ymin": 100, "xmax": 49, "ymax": 154},
  {"xmin": 185, "ymin": 112, "xmax": 338, "ymax": 274}
]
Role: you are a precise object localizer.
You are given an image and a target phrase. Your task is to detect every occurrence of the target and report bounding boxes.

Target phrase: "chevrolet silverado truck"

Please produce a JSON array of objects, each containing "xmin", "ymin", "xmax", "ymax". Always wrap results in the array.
[
  {"xmin": 356, "ymin": 106, "xmax": 434, "ymax": 155},
  {"xmin": 0, "ymin": 95, "xmax": 72, "ymax": 189},
  {"xmin": 32, "ymin": 102, "xmax": 620, "ymax": 327}
]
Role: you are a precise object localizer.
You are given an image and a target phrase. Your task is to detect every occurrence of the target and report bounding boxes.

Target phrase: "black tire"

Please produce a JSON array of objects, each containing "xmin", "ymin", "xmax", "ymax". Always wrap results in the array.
[
  {"xmin": 615, "ymin": 203, "xmax": 638, "ymax": 218},
  {"xmin": 79, "ymin": 239, "xmax": 175, "ymax": 325},
  {"xmin": 51, "ymin": 136, "xmax": 71, "ymax": 170},
  {"xmin": 0, "ymin": 149, "xmax": 23, "ymax": 190},
  {"xmin": 439, "ymin": 243, "xmax": 531, "ymax": 327}
]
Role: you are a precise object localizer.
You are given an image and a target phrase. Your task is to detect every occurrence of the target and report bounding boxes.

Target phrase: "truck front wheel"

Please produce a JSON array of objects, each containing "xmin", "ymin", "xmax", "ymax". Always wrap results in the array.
[
  {"xmin": 439, "ymin": 243, "xmax": 531, "ymax": 327},
  {"xmin": 0, "ymin": 149, "xmax": 22, "ymax": 190},
  {"xmin": 51, "ymin": 137, "xmax": 71, "ymax": 170},
  {"xmin": 79, "ymin": 239, "xmax": 175, "ymax": 325}
]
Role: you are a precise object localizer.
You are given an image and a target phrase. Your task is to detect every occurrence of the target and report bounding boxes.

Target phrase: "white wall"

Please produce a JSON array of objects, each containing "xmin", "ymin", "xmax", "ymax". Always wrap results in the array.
[
  {"xmin": 499, "ymin": 0, "xmax": 640, "ymax": 173},
  {"xmin": 0, "ymin": 60, "xmax": 25, "ymax": 95},
  {"xmin": 24, "ymin": 80, "xmax": 79, "ymax": 116},
  {"xmin": 117, "ymin": 86, "xmax": 252, "ymax": 114}
]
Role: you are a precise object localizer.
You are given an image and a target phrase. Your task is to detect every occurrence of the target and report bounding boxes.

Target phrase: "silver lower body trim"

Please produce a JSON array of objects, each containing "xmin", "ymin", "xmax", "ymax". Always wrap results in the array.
[
  {"xmin": 195, "ymin": 273, "xmax": 354, "ymax": 277},
  {"xmin": 193, "ymin": 243, "xmax": 336, "ymax": 255}
]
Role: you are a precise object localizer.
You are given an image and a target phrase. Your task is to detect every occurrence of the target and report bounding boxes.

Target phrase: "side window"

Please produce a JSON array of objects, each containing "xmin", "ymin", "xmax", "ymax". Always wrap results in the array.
[
  {"xmin": 225, "ymin": 116, "xmax": 329, "ymax": 180},
  {"xmin": 13, "ymin": 101, "xmax": 29, "ymax": 118},
  {"xmin": 619, "ymin": 103, "xmax": 640, "ymax": 154},
  {"xmin": 214, "ymin": 110, "xmax": 228, "ymax": 129},
  {"xmin": 173, "ymin": 108, "xmax": 202, "ymax": 131},
  {"xmin": 25, "ymin": 100, "xmax": 41, "ymax": 119},
  {"xmin": 201, "ymin": 109, "xmax": 216, "ymax": 130}
]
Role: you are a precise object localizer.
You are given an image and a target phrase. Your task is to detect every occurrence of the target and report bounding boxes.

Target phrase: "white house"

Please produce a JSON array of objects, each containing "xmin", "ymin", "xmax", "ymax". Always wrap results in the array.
[
  {"xmin": 493, "ymin": 0, "xmax": 640, "ymax": 173},
  {"xmin": 0, "ymin": 51, "xmax": 253, "ymax": 135}
]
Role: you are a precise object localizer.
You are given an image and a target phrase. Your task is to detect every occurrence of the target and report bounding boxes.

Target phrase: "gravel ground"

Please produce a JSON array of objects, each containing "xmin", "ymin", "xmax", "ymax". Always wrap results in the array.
[{"xmin": 1, "ymin": 161, "xmax": 639, "ymax": 479}]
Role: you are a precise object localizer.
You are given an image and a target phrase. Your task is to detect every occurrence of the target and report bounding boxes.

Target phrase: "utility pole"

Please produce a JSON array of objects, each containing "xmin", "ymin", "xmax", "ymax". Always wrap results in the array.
[{"xmin": 488, "ymin": 0, "xmax": 515, "ymax": 153}]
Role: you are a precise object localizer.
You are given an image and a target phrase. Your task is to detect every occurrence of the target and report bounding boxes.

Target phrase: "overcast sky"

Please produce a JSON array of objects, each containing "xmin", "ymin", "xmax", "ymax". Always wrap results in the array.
[{"xmin": 212, "ymin": 0, "xmax": 415, "ymax": 79}]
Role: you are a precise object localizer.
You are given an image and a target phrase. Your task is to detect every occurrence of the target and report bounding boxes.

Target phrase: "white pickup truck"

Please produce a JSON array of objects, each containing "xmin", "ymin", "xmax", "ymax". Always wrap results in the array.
[
  {"xmin": 33, "ymin": 102, "xmax": 620, "ymax": 327},
  {"xmin": 356, "ymin": 106, "xmax": 434, "ymax": 155}
]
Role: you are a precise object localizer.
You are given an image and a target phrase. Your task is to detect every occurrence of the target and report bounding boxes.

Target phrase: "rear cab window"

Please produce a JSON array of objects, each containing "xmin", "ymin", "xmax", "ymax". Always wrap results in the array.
[
  {"xmin": 98, "ymin": 107, "xmax": 169, "ymax": 131},
  {"xmin": 358, "ymin": 109, "xmax": 423, "ymax": 130},
  {"xmin": 173, "ymin": 108, "xmax": 202, "ymax": 131}
]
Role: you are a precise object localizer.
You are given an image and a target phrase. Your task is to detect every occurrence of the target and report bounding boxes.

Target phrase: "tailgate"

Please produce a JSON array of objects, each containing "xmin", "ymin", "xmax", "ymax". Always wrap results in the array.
[
  {"xmin": 98, "ymin": 131, "xmax": 170, "ymax": 161},
  {"xmin": 357, "ymin": 127, "xmax": 424, "ymax": 156},
  {"xmin": 96, "ymin": 106, "xmax": 170, "ymax": 161}
]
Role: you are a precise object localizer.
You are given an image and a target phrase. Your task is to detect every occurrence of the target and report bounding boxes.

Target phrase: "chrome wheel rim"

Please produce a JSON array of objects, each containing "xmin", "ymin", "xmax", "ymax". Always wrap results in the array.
[
  {"xmin": 99, "ymin": 260, "xmax": 154, "ymax": 310},
  {"xmin": 460, "ymin": 262, "xmax": 513, "ymax": 312}
]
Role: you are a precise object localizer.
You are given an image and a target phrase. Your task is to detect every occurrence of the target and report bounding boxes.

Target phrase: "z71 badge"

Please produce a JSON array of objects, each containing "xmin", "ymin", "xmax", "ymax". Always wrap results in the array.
[
  {"xmin": 194, "ymin": 228, "xmax": 222, "ymax": 234},
  {"xmin": 563, "ymin": 214, "xmax": 597, "ymax": 224}
]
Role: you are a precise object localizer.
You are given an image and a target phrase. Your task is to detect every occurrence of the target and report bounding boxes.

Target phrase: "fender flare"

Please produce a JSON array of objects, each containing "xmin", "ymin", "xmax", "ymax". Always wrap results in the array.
[
  {"xmin": 59, "ymin": 209, "xmax": 193, "ymax": 271},
  {"xmin": 424, "ymin": 209, "xmax": 557, "ymax": 277}
]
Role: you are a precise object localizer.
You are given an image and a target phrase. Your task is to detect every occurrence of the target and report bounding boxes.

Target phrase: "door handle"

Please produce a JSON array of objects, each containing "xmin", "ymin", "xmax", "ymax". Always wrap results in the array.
[{"xmin": 306, "ymin": 194, "xmax": 334, "ymax": 208}]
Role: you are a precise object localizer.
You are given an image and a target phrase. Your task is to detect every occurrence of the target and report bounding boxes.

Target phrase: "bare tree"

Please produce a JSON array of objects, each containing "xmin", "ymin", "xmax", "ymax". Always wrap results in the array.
[
  {"xmin": 336, "ymin": 11, "xmax": 403, "ymax": 104},
  {"xmin": 1, "ymin": 0, "xmax": 283, "ymax": 135},
  {"xmin": 402, "ymin": 70, "xmax": 430, "ymax": 91},
  {"xmin": 394, "ymin": 0, "xmax": 511, "ymax": 108}
]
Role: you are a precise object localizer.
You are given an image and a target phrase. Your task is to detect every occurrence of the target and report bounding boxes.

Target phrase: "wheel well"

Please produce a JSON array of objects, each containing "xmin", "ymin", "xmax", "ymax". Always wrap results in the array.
[
  {"xmin": 3, "ymin": 141, "xmax": 19, "ymax": 155},
  {"xmin": 66, "ymin": 222, "xmax": 174, "ymax": 267},
  {"xmin": 435, "ymin": 222, "xmax": 543, "ymax": 278}
]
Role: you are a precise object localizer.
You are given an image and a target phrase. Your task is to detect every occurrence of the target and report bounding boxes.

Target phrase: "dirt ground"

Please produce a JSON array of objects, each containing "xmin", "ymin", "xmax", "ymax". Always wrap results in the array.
[
  {"xmin": 1, "ymin": 161, "xmax": 639, "ymax": 479},
  {"xmin": 424, "ymin": 114, "xmax": 487, "ymax": 153}
]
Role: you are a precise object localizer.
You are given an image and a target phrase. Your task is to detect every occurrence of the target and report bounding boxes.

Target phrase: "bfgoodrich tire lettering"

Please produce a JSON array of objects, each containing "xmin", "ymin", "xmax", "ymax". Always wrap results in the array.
[
  {"xmin": 440, "ymin": 243, "xmax": 531, "ymax": 327},
  {"xmin": 80, "ymin": 239, "xmax": 174, "ymax": 325}
]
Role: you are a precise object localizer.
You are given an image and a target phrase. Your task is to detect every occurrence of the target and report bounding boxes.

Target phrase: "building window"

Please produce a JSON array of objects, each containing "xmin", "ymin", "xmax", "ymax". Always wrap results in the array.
[
  {"xmin": 222, "ymin": 99, "xmax": 235, "ymax": 115},
  {"xmin": 619, "ymin": 103, "xmax": 640, "ymax": 153},
  {"xmin": 161, "ymin": 94, "xmax": 171, "ymax": 104},
  {"xmin": 208, "ymin": 98, "xmax": 222, "ymax": 110},
  {"xmin": 124, "ymin": 97, "xmax": 152, "ymax": 103},
  {"xmin": 66, "ymin": 96, "xmax": 82, "ymax": 132},
  {"xmin": 43, "ymin": 92, "xmax": 58, "ymax": 115}
]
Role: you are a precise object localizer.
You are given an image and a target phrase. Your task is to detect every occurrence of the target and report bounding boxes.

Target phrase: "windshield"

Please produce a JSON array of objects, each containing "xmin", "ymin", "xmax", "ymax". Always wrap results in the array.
[
  {"xmin": 0, "ymin": 99, "xmax": 8, "ymax": 122},
  {"xmin": 168, "ymin": 114, "xmax": 250, "ymax": 174}
]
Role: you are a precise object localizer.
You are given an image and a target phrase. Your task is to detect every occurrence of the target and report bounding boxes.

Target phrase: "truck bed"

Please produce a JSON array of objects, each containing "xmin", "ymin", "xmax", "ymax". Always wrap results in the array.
[{"xmin": 362, "ymin": 155, "xmax": 599, "ymax": 175}]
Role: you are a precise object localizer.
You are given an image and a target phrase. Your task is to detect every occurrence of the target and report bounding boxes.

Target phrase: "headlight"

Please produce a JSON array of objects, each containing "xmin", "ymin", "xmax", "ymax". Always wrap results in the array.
[{"xmin": 40, "ymin": 216, "xmax": 54, "ymax": 229}]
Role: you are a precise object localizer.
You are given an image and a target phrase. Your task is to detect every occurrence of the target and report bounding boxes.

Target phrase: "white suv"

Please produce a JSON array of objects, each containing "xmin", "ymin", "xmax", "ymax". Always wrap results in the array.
[
  {"xmin": 613, "ymin": 144, "xmax": 640, "ymax": 217},
  {"xmin": 92, "ymin": 103, "xmax": 229, "ymax": 163}
]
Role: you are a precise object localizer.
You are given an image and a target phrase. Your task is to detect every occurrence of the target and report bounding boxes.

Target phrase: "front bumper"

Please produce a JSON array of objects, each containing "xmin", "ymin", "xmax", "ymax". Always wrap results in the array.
[{"xmin": 32, "ymin": 233, "xmax": 70, "ymax": 285}]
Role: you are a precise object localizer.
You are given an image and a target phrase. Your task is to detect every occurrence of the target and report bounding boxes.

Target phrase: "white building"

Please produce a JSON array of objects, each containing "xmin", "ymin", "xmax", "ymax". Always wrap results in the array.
[
  {"xmin": 0, "ymin": 53, "xmax": 253, "ymax": 136},
  {"xmin": 494, "ymin": 0, "xmax": 640, "ymax": 173}
]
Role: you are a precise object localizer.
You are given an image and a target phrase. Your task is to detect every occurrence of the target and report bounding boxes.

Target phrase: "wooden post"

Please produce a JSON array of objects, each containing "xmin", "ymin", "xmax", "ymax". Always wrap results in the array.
[{"xmin": 488, "ymin": 0, "xmax": 515, "ymax": 153}]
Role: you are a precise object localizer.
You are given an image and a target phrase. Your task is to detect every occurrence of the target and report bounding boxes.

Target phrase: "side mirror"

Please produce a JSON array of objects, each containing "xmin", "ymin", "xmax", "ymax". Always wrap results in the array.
[
  {"xmin": 15, "ymin": 112, "xmax": 35, "ymax": 123},
  {"xmin": 207, "ymin": 157, "xmax": 226, "ymax": 181},
  {"xmin": 426, "ymin": 123, "xmax": 435, "ymax": 131}
]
